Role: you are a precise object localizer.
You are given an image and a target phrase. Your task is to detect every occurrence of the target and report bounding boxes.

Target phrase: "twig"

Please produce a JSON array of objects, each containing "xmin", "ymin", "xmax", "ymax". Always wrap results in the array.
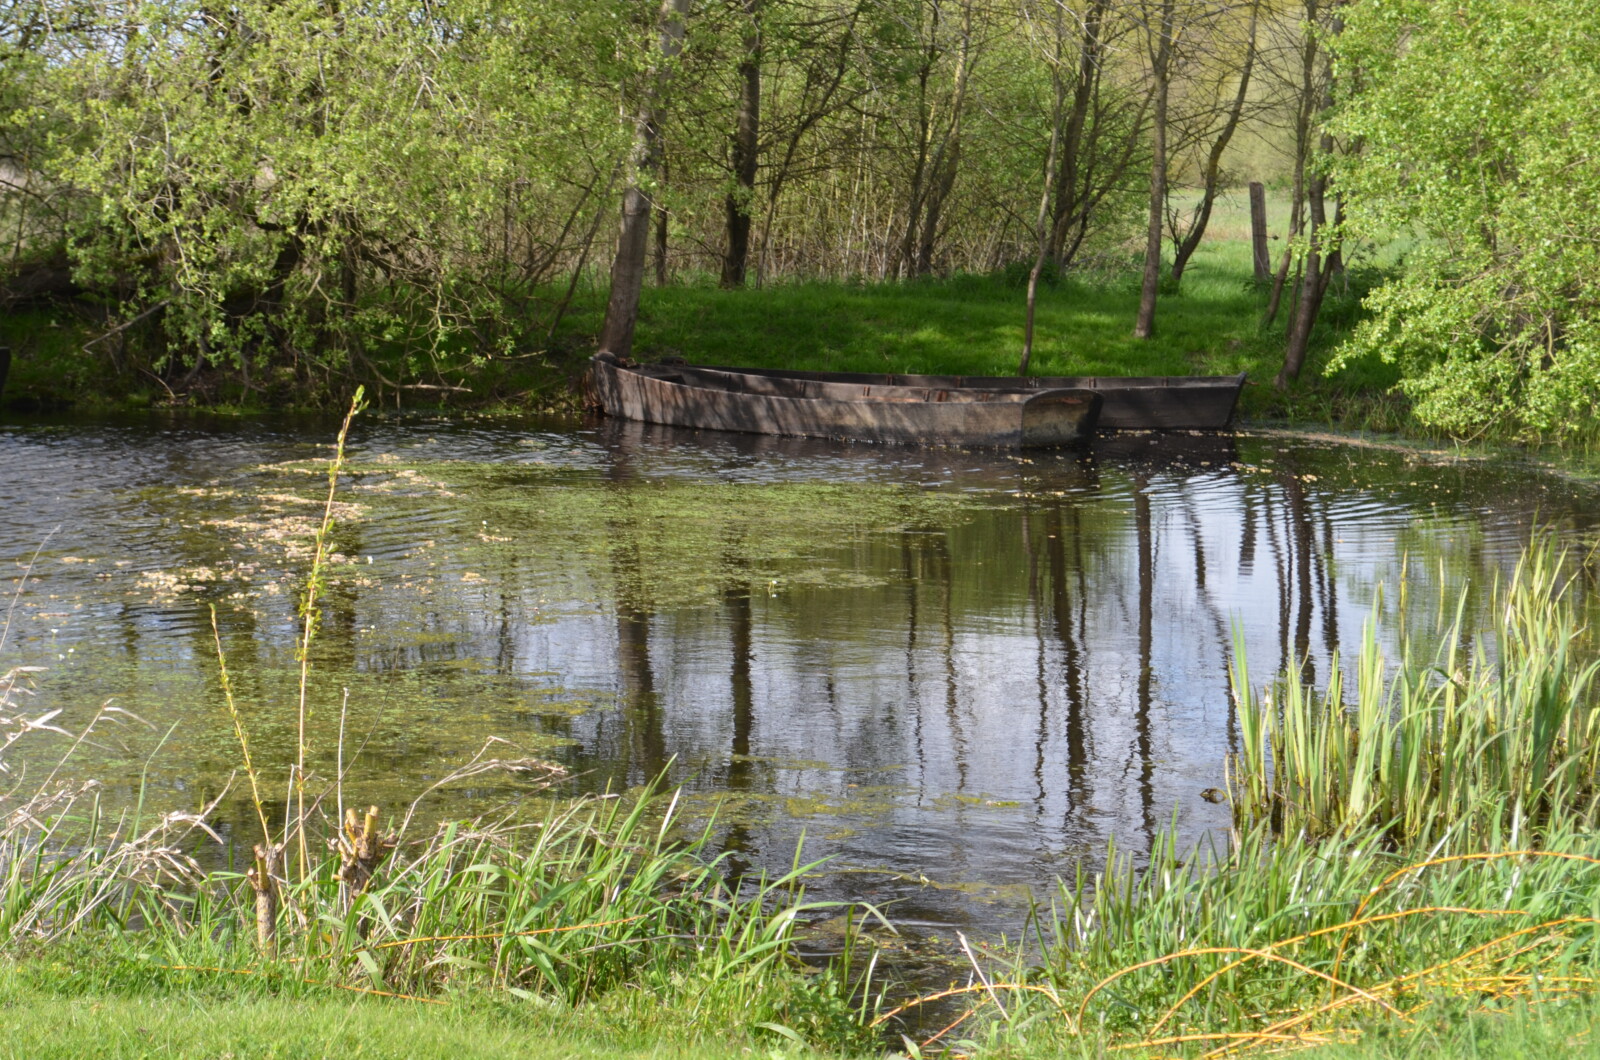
[{"xmin": 82, "ymin": 300, "xmax": 170, "ymax": 351}]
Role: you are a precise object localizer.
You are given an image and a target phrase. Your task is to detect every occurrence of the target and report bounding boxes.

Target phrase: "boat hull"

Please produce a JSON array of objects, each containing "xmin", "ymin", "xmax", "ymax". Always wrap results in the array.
[
  {"xmin": 699, "ymin": 364, "xmax": 1247, "ymax": 430},
  {"xmin": 588, "ymin": 354, "xmax": 1101, "ymax": 448}
]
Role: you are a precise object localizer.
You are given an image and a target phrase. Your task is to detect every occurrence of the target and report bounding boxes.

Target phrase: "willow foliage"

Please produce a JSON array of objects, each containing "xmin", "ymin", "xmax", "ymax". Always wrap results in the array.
[
  {"xmin": 30, "ymin": 0, "xmax": 642, "ymax": 388},
  {"xmin": 1329, "ymin": 0, "xmax": 1600, "ymax": 440}
]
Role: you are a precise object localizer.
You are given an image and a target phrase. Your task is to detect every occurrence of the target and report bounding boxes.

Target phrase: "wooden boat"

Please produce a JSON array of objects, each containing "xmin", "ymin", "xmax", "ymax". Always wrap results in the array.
[
  {"xmin": 588, "ymin": 352, "xmax": 1102, "ymax": 448},
  {"xmin": 694, "ymin": 363, "xmax": 1248, "ymax": 431}
]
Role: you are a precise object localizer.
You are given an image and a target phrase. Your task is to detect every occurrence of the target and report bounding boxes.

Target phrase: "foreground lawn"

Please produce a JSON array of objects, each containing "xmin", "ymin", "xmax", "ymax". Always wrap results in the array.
[
  {"xmin": 0, "ymin": 962, "xmax": 851, "ymax": 1060},
  {"xmin": 7, "ymin": 965, "xmax": 1599, "ymax": 1060}
]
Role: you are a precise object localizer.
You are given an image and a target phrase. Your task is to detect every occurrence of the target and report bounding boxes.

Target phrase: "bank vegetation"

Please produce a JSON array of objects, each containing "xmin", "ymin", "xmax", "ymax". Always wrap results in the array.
[{"xmin": 1, "ymin": 1, "xmax": 1593, "ymax": 441}]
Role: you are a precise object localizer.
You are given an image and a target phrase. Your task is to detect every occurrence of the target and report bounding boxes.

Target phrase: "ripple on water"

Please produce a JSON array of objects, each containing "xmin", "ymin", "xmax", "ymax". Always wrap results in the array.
[{"xmin": 3, "ymin": 417, "xmax": 1600, "ymax": 952}]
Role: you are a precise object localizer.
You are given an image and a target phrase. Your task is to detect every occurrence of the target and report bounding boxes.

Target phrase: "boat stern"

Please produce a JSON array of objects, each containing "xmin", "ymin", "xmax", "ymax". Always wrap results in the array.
[{"xmin": 1019, "ymin": 389, "xmax": 1102, "ymax": 448}]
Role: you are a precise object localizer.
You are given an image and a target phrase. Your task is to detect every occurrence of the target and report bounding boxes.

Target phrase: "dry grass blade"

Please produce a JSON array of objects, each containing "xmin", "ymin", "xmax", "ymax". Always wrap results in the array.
[
  {"xmin": 872, "ymin": 982, "xmax": 1069, "ymax": 1028},
  {"xmin": 1155, "ymin": 905, "xmax": 1532, "ymax": 1035},
  {"xmin": 1076, "ymin": 947, "xmax": 1403, "ymax": 1030}
]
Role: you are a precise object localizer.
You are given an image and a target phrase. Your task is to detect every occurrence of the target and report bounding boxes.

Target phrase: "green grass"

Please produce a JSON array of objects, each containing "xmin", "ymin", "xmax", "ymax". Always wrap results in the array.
[
  {"xmin": 5, "ymin": 963, "xmax": 1597, "ymax": 1060},
  {"xmin": 627, "ymin": 260, "xmax": 1261, "ymax": 381},
  {"xmin": 1297, "ymin": 1000, "xmax": 1600, "ymax": 1059},
  {"xmin": 975, "ymin": 999, "xmax": 1600, "ymax": 1059},
  {"xmin": 616, "ymin": 241, "xmax": 1278, "ymax": 381},
  {"xmin": 0, "ymin": 958, "xmax": 863, "ymax": 1060}
]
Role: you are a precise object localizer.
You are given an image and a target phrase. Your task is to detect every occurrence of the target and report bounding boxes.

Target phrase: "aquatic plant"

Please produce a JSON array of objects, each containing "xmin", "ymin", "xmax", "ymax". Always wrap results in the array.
[
  {"xmin": 879, "ymin": 541, "xmax": 1600, "ymax": 1056},
  {"xmin": 1230, "ymin": 542, "xmax": 1600, "ymax": 845}
]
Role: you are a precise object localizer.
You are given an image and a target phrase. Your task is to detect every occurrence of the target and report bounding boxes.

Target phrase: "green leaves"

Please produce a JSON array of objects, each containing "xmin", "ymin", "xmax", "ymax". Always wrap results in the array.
[
  {"xmin": 1330, "ymin": 0, "xmax": 1600, "ymax": 441},
  {"xmin": 32, "ymin": 0, "xmax": 641, "ymax": 390}
]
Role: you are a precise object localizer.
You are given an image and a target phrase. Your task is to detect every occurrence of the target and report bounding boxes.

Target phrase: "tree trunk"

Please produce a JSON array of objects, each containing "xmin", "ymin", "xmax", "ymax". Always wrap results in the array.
[
  {"xmin": 654, "ymin": 156, "xmax": 670, "ymax": 286},
  {"xmin": 597, "ymin": 0, "xmax": 690, "ymax": 358},
  {"xmin": 1050, "ymin": 0, "xmax": 1108, "ymax": 263},
  {"xmin": 1133, "ymin": 0, "xmax": 1174, "ymax": 340},
  {"xmin": 1277, "ymin": 2, "xmax": 1341, "ymax": 387},
  {"xmin": 1170, "ymin": 0, "xmax": 1259, "ymax": 288},
  {"xmin": 1264, "ymin": 16, "xmax": 1316, "ymax": 330},
  {"xmin": 1262, "ymin": 193, "xmax": 1301, "ymax": 327},
  {"xmin": 1279, "ymin": 135, "xmax": 1331, "ymax": 386},
  {"xmin": 1021, "ymin": 6, "xmax": 1069, "ymax": 376},
  {"xmin": 721, "ymin": 0, "xmax": 761, "ymax": 287},
  {"xmin": 915, "ymin": 2, "xmax": 973, "ymax": 276},
  {"xmin": 893, "ymin": 5, "xmax": 940, "ymax": 279}
]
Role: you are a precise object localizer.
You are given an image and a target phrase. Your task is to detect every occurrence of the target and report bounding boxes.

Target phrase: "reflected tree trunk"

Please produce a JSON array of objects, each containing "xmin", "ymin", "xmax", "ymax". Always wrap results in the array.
[
  {"xmin": 1133, "ymin": 475, "xmax": 1157, "ymax": 846},
  {"xmin": 1047, "ymin": 503, "xmax": 1091, "ymax": 813},
  {"xmin": 719, "ymin": 572, "xmax": 758, "ymax": 881}
]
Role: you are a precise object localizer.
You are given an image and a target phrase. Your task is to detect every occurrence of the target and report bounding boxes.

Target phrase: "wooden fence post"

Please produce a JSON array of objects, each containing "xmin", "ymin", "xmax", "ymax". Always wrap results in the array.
[{"xmin": 1249, "ymin": 182, "xmax": 1270, "ymax": 282}]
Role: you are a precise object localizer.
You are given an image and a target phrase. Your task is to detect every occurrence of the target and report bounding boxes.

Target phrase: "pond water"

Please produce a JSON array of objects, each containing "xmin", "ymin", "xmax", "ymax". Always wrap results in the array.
[{"xmin": 2, "ymin": 413, "xmax": 1598, "ymax": 946}]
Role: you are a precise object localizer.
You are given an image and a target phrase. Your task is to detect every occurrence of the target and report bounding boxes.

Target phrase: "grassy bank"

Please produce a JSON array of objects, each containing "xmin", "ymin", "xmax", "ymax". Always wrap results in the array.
[
  {"xmin": 2, "ymin": 195, "xmax": 1405, "ymax": 429},
  {"xmin": 0, "ymin": 960, "xmax": 866, "ymax": 1060}
]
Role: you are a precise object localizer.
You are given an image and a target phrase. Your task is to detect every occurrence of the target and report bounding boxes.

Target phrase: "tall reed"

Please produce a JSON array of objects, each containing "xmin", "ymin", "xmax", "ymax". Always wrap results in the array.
[
  {"xmin": 1231, "ymin": 542, "xmax": 1600, "ymax": 844},
  {"xmin": 884, "ymin": 539, "xmax": 1600, "ymax": 1056}
]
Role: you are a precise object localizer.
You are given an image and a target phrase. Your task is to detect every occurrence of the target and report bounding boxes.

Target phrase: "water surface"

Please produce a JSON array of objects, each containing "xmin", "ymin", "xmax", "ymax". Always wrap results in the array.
[{"xmin": 2, "ymin": 413, "xmax": 1596, "ymax": 940}]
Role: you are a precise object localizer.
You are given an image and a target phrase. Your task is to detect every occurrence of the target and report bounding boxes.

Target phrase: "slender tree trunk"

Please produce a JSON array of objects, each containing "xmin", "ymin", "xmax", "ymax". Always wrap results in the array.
[
  {"xmin": 653, "ymin": 198, "xmax": 669, "ymax": 285},
  {"xmin": 1133, "ymin": 0, "xmax": 1174, "ymax": 340},
  {"xmin": 915, "ymin": 137, "xmax": 959, "ymax": 275},
  {"xmin": 1263, "ymin": 192, "xmax": 1301, "ymax": 326},
  {"xmin": 914, "ymin": 3, "xmax": 974, "ymax": 276},
  {"xmin": 1264, "ymin": 27, "xmax": 1315, "ymax": 330},
  {"xmin": 1170, "ymin": 0, "xmax": 1260, "ymax": 287},
  {"xmin": 722, "ymin": 0, "xmax": 761, "ymax": 287},
  {"xmin": 597, "ymin": 0, "xmax": 690, "ymax": 358},
  {"xmin": 1279, "ymin": 133, "xmax": 1332, "ymax": 386},
  {"xmin": 894, "ymin": 1, "xmax": 941, "ymax": 278},
  {"xmin": 1050, "ymin": 0, "xmax": 1108, "ymax": 263},
  {"xmin": 654, "ymin": 156, "xmax": 670, "ymax": 285},
  {"xmin": 1021, "ymin": 5, "xmax": 1069, "ymax": 375},
  {"xmin": 1277, "ymin": 3, "xmax": 1340, "ymax": 387}
]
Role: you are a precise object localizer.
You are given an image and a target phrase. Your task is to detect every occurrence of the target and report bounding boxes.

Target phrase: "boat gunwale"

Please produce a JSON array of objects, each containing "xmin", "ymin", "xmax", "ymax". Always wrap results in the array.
[
  {"xmin": 695, "ymin": 362, "xmax": 1248, "ymax": 392},
  {"xmin": 588, "ymin": 354, "xmax": 1102, "ymax": 448},
  {"xmin": 634, "ymin": 363, "xmax": 1095, "ymax": 405}
]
